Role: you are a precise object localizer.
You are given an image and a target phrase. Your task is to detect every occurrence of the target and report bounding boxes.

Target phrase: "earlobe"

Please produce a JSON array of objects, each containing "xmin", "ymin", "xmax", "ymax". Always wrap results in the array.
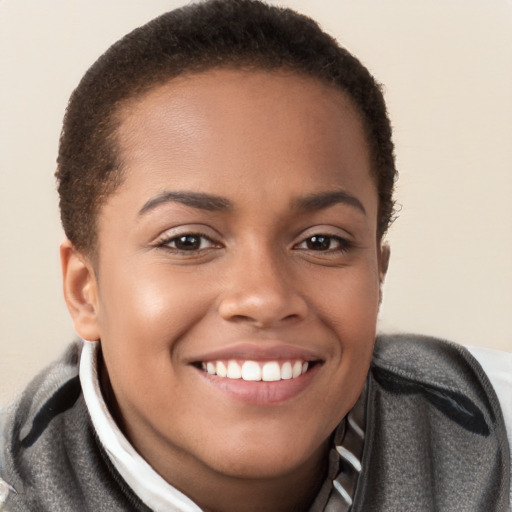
[{"xmin": 60, "ymin": 239, "xmax": 101, "ymax": 341}]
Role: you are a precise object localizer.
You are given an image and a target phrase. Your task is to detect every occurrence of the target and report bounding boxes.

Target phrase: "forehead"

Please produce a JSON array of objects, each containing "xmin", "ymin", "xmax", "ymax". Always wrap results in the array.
[
  {"xmin": 110, "ymin": 68, "xmax": 376, "ymax": 218},
  {"xmin": 118, "ymin": 68, "xmax": 366, "ymax": 149}
]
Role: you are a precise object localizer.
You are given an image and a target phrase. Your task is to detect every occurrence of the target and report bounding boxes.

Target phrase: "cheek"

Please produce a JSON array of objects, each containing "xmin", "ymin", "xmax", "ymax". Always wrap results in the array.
[
  {"xmin": 312, "ymin": 261, "xmax": 381, "ymax": 337},
  {"xmin": 96, "ymin": 266, "xmax": 216, "ymax": 416},
  {"xmin": 98, "ymin": 265, "xmax": 206, "ymax": 339},
  {"xmin": 310, "ymin": 261, "xmax": 380, "ymax": 388}
]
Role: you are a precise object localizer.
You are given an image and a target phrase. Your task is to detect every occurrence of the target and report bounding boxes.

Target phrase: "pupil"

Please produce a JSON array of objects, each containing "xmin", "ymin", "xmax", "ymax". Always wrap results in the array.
[
  {"xmin": 308, "ymin": 236, "xmax": 330, "ymax": 250},
  {"xmin": 176, "ymin": 235, "xmax": 200, "ymax": 250}
]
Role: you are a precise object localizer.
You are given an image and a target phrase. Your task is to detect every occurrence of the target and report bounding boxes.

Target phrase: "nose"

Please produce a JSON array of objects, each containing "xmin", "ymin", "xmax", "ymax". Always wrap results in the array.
[{"xmin": 218, "ymin": 247, "xmax": 308, "ymax": 328}]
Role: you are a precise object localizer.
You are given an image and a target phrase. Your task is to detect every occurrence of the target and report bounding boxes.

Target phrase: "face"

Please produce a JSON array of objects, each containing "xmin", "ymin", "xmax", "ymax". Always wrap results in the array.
[{"xmin": 68, "ymin": 69, "xmax": 386, "ymax": 494}]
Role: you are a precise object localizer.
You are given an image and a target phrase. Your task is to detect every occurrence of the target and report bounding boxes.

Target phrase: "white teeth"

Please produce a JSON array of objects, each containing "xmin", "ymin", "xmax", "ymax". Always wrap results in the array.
[
  {"xmin": 216, "ymin": 361, "xmax": 227, "ymax": 377},
  {"xmin": 292, "ymin": 361, "xmax": 302, "ymax": 378},
  {"xmin": 227, "ymin": 360, "xmax": 242, "ymax": 379},
  {"xmin": 281, "ymin": 362, "xmax": 292, "ymax": 380},
  {"xmin": 261, "ymin": 361, "xmax": 281, "ymax": 381},
  {"xmin": 242, "ymin": 361, "xmax": 261, "ymax": 381},
  {"xmin": 202, "ymin": 359, "xmax": 312, "ymax": 380}
]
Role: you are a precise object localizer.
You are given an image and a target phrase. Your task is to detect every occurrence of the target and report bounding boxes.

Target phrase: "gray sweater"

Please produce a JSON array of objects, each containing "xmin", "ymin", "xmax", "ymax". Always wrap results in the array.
[{"xmin": 1, "ymin": 334, "xmax": 510, "ymax": 511}]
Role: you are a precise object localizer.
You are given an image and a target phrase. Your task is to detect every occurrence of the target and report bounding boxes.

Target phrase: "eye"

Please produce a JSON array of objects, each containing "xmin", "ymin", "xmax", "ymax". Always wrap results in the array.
[
  {"xmin": 157, "ymin": 233, "xmax": 219, "ymax": 252},
  {"xmin": 295, "ymin": 234, "xmax": 351, "ymax": 252}
]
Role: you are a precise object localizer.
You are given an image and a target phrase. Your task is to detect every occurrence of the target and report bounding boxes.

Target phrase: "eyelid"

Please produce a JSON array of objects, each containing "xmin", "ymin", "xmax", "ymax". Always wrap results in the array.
[
  {"xmin": 292, "ymin": 225, "xmax": 354, "ymax": 243},
  {"xmin": 290, "ymin": 225, "xmax": 357, "ymax": 257},
  {"xmin": 152, "ymin": 225, "xmax": 223, "ymax": 249},
  {"xmin": 294, "ymin": 234, "xmax": 352, "ymax": 251},
  {"xmin": 164, "ymin": 233, "xmax": 216, "ymax": 249}
]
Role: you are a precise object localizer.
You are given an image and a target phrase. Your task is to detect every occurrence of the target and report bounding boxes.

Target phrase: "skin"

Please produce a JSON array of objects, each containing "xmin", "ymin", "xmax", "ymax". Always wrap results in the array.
[{"xmin": 62, "ymin": 69, "xmax": 389, "ymax": 512}]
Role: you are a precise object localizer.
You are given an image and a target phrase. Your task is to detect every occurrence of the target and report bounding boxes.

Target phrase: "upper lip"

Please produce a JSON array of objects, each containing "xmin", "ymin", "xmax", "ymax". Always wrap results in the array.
[{"xmin": 186, "ymin": 342, "xmax": 323, "ymax": 364}]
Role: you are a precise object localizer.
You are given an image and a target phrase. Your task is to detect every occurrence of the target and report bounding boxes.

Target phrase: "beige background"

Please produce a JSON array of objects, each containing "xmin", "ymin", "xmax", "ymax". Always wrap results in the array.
[{"xmin": 1, "ymin": 0, "xmax": 511, "ymax": 404}]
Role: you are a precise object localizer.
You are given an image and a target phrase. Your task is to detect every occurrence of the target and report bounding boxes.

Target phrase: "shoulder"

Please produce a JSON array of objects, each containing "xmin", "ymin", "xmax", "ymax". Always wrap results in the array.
[
  {"xmin": 1, "ymin": 342, "xmax": 83, "ymax": 510},
  {"xmin": 3, "ymin": 341, "xmax": 83, "ymax": 443},
  {"xmin": 355, "ymin": 334, "xmax": 511, "ymax": 511},
  {"xmin": 372, "ymin": 334, "xmax": 509, "ymax": 436},
  {"xmin": 1, "ymin": 342, "xmax": 153, "ymax": 512}
]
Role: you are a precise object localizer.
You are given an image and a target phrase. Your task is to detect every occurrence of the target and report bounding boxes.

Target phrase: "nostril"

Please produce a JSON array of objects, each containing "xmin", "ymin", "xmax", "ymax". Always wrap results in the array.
[
  {"xmin": 229, "ymin": 314, "xmax": 255, "ymax": 324},
  {"xmin": 282, "ymin": 313, "xmax": 301, "ymax": 322}
]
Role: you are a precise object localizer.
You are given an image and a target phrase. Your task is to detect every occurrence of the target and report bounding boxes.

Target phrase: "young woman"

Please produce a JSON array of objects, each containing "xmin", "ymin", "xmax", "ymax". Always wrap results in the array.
[{"xmin": 1, "ymin": 1, "xmax": 509, "ymax": 510}]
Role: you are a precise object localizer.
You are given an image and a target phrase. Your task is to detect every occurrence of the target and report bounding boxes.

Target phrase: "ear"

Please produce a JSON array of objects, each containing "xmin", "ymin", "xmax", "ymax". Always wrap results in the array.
[
  {"xmin": 60, "ymin": 239, "xmax": 101, "ymax": 341},
  {"xmin": 379, "ymin": 243, "xmax": 390, "ymax": 282},
  {"xmin": 378, "ymin": 243, "xmax": 390, "ymax": 304}
]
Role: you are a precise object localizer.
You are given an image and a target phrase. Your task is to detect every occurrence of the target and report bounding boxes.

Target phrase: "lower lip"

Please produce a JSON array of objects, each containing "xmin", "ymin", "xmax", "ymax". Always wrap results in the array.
[{"xmin": 195, "ymin": 364, "xmax": 320, "ymax": 405}]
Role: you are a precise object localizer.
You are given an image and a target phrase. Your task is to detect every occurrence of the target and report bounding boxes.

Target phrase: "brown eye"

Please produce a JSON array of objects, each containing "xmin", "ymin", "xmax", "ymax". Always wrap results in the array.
[
  {"xmin": 159, "ymin": 233, "xmax": 218, "ymax": 252},
  {"xmin": 295, "ymin": 234, "xmax": 352, "ymax": 254},
  {"xmin": 173, "ymin": 235, "xmax": 202, "ymax": 250},
  {"xmin": 306, "ymin": 235, "xmax": 332, "ymax": 251}
]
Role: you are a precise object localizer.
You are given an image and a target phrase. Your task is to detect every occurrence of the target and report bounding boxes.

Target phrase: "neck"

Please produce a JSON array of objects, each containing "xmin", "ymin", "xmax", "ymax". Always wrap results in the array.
[
  {"xmin": 189, "ymin": 445, "xmax": 328, "ymax": 512},
  {"xmin": 149, "ymin": 435, "xmax": 329, "ymax": 512}
]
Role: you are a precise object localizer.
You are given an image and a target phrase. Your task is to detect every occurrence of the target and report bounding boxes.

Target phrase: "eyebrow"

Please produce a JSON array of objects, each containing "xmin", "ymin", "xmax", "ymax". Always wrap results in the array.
[
  {"xmin": 292, "ymin": 190, "xmax": 367, "ymax": 215},
  {"xmin": 138, "ymin": 191, "xmax": 233, "ymax": 215}
]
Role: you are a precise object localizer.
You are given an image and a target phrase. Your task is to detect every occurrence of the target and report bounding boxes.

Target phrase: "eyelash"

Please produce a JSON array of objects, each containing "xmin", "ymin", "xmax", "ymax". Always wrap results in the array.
[
  {"xmin": 155, "ymin": 233, "xmax": 220, "ymax": 253},
  {"xmin": 294, "ymin": 234, "xmax": 353, "ymax": 254}
]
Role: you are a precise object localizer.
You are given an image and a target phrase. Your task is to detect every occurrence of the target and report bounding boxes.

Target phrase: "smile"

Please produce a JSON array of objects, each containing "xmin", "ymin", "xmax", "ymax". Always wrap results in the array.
[{"xmin": 200, "ymin": 360, "xmax": 309, "ymax": 381}]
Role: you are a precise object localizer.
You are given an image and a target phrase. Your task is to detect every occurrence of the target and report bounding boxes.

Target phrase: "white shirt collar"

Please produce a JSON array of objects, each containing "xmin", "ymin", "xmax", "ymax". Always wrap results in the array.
[{"xmin": 79, "ymin": 340, "xmax": 203, "ymax": 512}]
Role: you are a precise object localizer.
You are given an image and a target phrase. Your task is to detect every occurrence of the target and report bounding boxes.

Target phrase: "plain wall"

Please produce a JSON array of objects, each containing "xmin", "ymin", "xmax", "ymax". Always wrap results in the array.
[{"xmin": 1, "ymin": 0, "xmax": 511, "ymax": 403}]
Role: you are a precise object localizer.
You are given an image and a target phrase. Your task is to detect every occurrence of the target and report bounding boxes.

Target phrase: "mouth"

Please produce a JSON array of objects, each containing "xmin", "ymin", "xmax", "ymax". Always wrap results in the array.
[
  {"xmin": 190, "ymin": 351, "xmax": 322, "ymax": 404},
  {"xmin": 188, "ymin": 343, "xmax": 324, "ymax": 404},
  {"xmin": 195, "ymin": 359, "xmax": 314, "ymax": 382}
]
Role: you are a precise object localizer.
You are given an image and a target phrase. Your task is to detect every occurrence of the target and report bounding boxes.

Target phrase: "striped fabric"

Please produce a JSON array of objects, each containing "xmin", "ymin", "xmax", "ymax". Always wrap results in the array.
[
  {"xmin": 309, "ymin": 389, "xmax": 366, "ymax": 511},
  {"xmin": 333, "ymin": 397, "xmax": 365, "ymax": 508}
]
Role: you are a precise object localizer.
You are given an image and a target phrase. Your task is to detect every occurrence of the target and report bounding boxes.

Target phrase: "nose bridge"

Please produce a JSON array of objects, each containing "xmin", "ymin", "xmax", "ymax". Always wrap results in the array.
[{"xmin": 218, "ymin": 240, "xmax": 307, "ymax": 326}]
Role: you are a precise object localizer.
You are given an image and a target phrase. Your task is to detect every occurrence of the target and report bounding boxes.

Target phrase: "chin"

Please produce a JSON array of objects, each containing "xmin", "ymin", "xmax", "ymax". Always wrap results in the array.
[
  {"xmin": 199, "ymin": 424, "xmax": 328, "ymax": 480},
  {"xmin": 207, "ymin": 449, "xmax": 316, "ymax": 480}
]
